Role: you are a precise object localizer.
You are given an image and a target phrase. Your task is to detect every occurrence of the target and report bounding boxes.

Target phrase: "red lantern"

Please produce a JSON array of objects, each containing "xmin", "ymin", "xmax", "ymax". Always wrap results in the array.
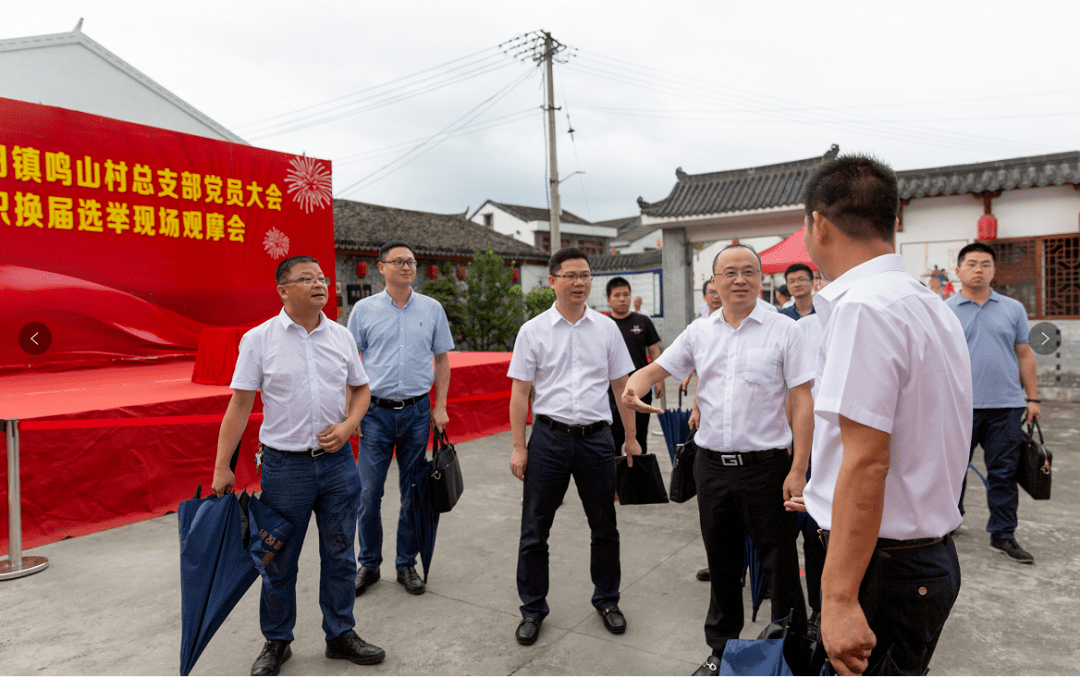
[
  {"xmin": 978, "ymin": 214, "xmax": 998, "ymax": 241},
  {"xmin": 428, "ymin": 264, "xmax": 439, "ymax": 279},
  {"xmin": 456, "ymin": 266, "xmax": 466, "ymax": 280},
  {"xmin": 356, "ymin": 261, "xmax": 367, "ymax": 277},
  {"xmin": 512, "ymin": 268, "xmax": 520, "ymax": 281}
]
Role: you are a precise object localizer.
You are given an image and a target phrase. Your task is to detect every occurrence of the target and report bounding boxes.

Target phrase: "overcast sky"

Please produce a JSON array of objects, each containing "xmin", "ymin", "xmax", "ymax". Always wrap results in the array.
[{"xmin": 7, "ymin": 1, "xmax": 1080, "ymax": 223}]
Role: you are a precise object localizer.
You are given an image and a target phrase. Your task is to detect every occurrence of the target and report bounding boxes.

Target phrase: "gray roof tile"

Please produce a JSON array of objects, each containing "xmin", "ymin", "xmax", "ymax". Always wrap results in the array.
[
  {"xmin": 897, "ymin": 151, "xmax": 1080, "ymax": 199},
  {"xmin": 334, "ymin": 199, "xmax": 548, "ymax": 262}
]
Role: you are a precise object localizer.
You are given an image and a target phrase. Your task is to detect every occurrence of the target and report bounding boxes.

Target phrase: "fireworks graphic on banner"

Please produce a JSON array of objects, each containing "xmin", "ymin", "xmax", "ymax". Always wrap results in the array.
[
  {"xmin": 263, "ymin": 227, "xmax": 291, "ymax": 259},
  {"xmin": 285, "ymin": 155, "xmax": 333, "ymax": 213}
]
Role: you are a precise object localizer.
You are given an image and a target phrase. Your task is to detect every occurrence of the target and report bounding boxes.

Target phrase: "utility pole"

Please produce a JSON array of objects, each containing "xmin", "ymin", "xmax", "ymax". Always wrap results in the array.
[
  {"xmin": 542, "ymin": 31, "xmax": 561, "ymax": 251},
  {"xmin": 503, "ymin": 30, "xmax": 572, "ymax": 252}
]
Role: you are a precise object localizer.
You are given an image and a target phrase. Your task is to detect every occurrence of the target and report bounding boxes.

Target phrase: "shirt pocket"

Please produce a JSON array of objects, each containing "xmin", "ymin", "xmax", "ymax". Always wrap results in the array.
[{"xmin": 740, "ymin": 348, "xmax": 782, "ymax": 386}]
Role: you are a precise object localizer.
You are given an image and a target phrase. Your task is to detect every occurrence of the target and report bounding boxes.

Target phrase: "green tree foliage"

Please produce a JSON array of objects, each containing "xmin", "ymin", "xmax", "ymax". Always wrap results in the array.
[
  {"xmin": 458, "ymin": 248, "xmax": 524, "ymax": 351},
  {"xmin": 524, "ymin": 287, "xmax": 556, "ymax": 319}
]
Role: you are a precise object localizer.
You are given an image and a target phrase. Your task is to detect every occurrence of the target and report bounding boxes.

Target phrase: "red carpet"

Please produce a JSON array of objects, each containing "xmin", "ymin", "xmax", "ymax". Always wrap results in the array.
[{"xmin": 1, "ymin": 352, "xmax": 513, "ymax": 555}]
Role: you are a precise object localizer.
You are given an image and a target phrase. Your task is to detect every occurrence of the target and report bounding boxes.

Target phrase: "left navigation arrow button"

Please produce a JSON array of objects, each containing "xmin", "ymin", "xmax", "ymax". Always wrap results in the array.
[{"xmin": 18, "ymin": 323, "xmax": 52, "ymax": 355}]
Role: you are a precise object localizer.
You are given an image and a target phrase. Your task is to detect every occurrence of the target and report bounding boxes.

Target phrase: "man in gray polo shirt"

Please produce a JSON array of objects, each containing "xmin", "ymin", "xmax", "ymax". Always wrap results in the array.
[{"xmin": 948, "ymin": 242, "xmax": 1041, "ymax": 564}]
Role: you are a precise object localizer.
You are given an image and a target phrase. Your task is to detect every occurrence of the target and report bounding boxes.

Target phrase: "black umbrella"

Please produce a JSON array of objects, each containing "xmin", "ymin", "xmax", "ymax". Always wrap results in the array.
[
  {"xmin": 403, "ymin": 457, "xmax": 440, "ymax": 583},
  {"xmin": 178, "ymin": 486, "xmax": 295, "ymax": 676},
  {"xmin": 657, "ymin": 385, "xmax": 692, "ymax": 464}
]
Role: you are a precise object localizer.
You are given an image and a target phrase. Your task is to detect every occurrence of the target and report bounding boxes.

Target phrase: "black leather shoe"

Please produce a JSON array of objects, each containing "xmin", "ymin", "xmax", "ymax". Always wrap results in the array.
[
  {"xmin": 396, "ymin": 565, "xmax": 426, "ymax": 595},
  {"xmin": 691, "ymin": 654, "xmax": 721, "ymax": 676},
  {"xmin": 598, "ymin": 605, "xmax": 626, "ymax": 634},
  {"xmin": 696, "ymin": 567, "xmax": 710, "ymax": 581},
  {"xmin": 354, "ymin": 566, "xmax": 380, "ymax": 596},
  {"xmin": 515, "ymin": 617, "xmax": 542, "ymax": 645},
  {"xmin": 325, "ymin": 630, "xmax": 385, "ymax": 665},
  {"xmin": 251, "ymin": 640, "xmax": 291, "ymax": 676}
]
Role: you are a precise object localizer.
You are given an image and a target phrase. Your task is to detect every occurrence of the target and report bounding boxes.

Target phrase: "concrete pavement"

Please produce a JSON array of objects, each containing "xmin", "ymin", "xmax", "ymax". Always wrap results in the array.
[{"xmin": 1, "ymin": 404, "xmax": 1077, "ymax": 675}]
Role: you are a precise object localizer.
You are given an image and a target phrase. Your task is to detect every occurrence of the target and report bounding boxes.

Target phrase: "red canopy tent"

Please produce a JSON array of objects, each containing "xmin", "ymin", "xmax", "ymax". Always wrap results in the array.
[{"xmin": 760, "ymin": 226, "xmax": 816, "ymax": 275}]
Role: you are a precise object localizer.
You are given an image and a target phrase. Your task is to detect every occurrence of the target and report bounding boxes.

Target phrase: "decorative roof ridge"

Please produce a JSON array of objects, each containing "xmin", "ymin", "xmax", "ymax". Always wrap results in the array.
[
  {"xmin": 674, "ymin": 144, "xmax": 839, "ymax": 184},
  {"xmin": 897, "ymin": 151, "xmax": 1080, "ymax": 179}
]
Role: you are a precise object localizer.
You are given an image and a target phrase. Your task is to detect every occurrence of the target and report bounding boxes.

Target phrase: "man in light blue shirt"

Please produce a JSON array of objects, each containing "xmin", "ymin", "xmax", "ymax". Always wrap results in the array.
[
  {"xmin": 947, "ymin": 241, "xmax": 1041, "ymax": 564},
  {"xmin": 347, "ymin": 240, "xmax": 455, "ymax": 596}
]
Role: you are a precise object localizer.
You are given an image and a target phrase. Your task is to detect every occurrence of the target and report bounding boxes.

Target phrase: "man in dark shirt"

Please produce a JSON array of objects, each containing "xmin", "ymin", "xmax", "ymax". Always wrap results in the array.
[
  {"xmin": 779, "ymin": 263, "xmax": 816, "ymax": 321},
  {"xmin": 606, "ymin": 277, "xmax": 663, "ymax": 454}
]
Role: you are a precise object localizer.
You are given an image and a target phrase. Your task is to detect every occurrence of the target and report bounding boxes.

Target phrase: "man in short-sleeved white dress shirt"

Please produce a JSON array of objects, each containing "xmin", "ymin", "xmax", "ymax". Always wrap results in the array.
[
  {"xmin": 507, "ymin": 247, "xmax": 641, "ymax": 647},
  {"xmin": 793, "ymin": 154, "xmax": 972, "ymax": 676},
  {"xmin": 211, "ymin": 255, "xmax": 385, "ymax": 675},
  {"xmin": 625, "ymin": 244, "xmax": 813, "ymax": 674}
]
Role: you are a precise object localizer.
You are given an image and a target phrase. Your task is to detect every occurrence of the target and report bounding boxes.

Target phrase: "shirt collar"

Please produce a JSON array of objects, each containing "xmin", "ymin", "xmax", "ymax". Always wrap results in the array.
[
  {"xmin": 954, "ymin": 289, "xmax": 1001, "ymax": 305},
  {"xmin": 713, "ymin": 301, "xmax": 765, "ymax": 327},
  {"xmin": 379, "ymin": 287, "xmax": 414, "ymax": 309},
  {"xmin": 276, "ymin": 307, "xmax": 327, "ymax": 333},
  {"xmin": 813, "ymin": 253, "xmax": 906, "ymax": 325},
  {"xmin": 548, "ymin": 303, "xmax": 595, "ymax": 326}
]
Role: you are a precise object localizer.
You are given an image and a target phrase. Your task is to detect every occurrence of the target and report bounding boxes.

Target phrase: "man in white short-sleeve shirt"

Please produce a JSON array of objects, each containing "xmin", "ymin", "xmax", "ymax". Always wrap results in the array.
[
  {"xmin": 507, "ymin": 248, "xmax": 641, "ymax": 647},
  {"xmin": 625, "ymin": 244, "xmax": 813, "ymax": 673},
  {"xmin": 792, "ymin": 154, "xmax": 972, "ymax": 676},
  {"xmin": 211, "ymin": 256, "xmax": 385, "ymax": 674}
]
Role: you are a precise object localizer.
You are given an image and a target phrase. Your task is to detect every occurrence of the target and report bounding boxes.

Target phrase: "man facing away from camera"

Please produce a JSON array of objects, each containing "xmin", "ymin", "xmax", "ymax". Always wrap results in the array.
[
  {"xmin": 507, "ymin": 247, "xmax": 641, "ymax": 647},
  {"xmin": 212, "ymin": 255, "xmax": 385, "ymax": 675},
  {"xmin": 792, "ymin": 154, "xmax": 972, "ymax": 675}
]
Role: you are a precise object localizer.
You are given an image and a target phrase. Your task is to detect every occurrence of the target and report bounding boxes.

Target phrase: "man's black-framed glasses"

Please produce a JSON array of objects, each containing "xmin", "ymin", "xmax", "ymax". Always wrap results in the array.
[{"xmin": 383, "ymin": 258, "xmax": 418, "ymax": 269}]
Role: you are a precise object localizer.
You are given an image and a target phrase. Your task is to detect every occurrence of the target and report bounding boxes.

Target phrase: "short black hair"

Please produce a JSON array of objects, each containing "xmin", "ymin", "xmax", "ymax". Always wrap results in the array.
[
  {"xmin": 957, "ymin": 242, "xmax": 996, "ymax": 266},
  {"xmin": 802, "ymin": 153, "xmax": 899, "ymax": 242},
  {"xmin": 712, "ymin": 243, "xmax": 761, "ymax": 273},
  {"xmin": 549, "ymin": 247, "xmax": 590, "ymax": 275},
  {"xmin": 606, "ymin": 276, "xmax": 631, "ymax": 297},
  {"xmin": 702, "ymin": 279, "xmax": 712, "ymax": 297},
  {"xmin": 777, "ymin": 285, "xmax": 790, "ymax": 298},
  {"xmin": 784, "ymin": 263, "xmax": 814, "ymax": 281},
  {"xmin": 276, "ymin": 255, "xmax": 319, "ymax": 284},
  {"xmin": 379, "ymin": 240, "xmax": 414, "ymax": 261}
]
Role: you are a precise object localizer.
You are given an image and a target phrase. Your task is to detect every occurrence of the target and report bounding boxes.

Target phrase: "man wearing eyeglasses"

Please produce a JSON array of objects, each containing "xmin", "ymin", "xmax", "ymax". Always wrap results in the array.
[
  {"xmin": 507, "ymin": 247, "xmax": 641, "ymax": 646},
  {"xmin": 212, "ymin": 255, "xmax": 385, "ymax": 674},
  {"xmin": 779, "ymin": 263, "xmax": 816, "ymax": 321},
  {"xmin": 347, "ymin": 240, "xmax": 454, "ymax": 598},
  {"xmin": 948, "ymin": 242, "xmax": 1041, "ymax": 565},
  {"xmin": 624, "ymin": 244, "xmax": 812, "ymax": 674}
]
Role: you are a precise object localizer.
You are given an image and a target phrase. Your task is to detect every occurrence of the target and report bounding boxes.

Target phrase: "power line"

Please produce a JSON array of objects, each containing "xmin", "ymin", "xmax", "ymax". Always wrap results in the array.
[{"xmin": 335, "ymin": 67, "xmax": 539, "ymax": 197}]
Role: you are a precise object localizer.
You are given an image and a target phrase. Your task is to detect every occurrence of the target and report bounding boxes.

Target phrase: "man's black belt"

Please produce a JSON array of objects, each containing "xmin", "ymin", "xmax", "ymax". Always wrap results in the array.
[
  {"xmin": 262, "ymin": 444, "xmax": 325, "ymax": 458},
  {"xmin": 372, "ymin": 393, "xmax": 428, "ymax": 410},
  {"xmin": 698, "ymin": 446, "xmax": 786, "ymax": 467},
  {"xmin": 818, "ymin": 529, "xmax": 945, "ymax": 551},
  {"xmin": 536, "ymin": 414, "xmax": 607, "ymax": 437}
]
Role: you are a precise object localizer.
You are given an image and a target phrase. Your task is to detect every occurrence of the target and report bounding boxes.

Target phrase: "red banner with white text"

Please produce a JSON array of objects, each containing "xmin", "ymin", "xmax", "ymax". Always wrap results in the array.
[{"xmin": 0, "ymin": 97, "xmax": 335, "ymax": 373}]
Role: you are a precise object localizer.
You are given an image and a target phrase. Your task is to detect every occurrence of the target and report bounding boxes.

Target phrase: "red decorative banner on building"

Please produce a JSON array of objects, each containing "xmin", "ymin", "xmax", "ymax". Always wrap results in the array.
[{"xmin": 0, "ymin": 97, "xmax": 335, "ymax": 373}]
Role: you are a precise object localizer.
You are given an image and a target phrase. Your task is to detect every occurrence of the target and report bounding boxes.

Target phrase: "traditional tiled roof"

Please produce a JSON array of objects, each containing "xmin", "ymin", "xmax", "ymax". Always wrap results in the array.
[
  {"xmin": 638, "ymin": 145, "xmax": 839, "ymax": 218},
  {"xmin": 479, "ymin": 200, "xmax": 592, "ymax": 226},
  {"xmin": 896, "ymin": 151, "xmax": 1080, "ymax": 200},
  {"xmin": 593, "ymin": 215, "xmax": 640, "ymax": 232},
  {"xmin": 335, "ymin": 199, "xmax": 549, "ymax": 262},
  {"xmin": 590, "ymin": 249, "xmax": 663, "ymax": 272}
]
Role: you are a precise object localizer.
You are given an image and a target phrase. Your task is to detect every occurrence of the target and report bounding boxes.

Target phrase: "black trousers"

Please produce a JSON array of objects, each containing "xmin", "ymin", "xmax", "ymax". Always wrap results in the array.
[
  {"xmin": 694, "ymin": 447, "xmax": 807, "ymax": 654},
  {"xmin": 610, "ymin": 390, "xmax": 651, "ymax": 455},
  {"xmin": 829, "ymin": 535, "xmax": 961, "ymax": 675},
  {"xmin": 517, "ymin": 422, "xmax": 621, "ymax": 620}
]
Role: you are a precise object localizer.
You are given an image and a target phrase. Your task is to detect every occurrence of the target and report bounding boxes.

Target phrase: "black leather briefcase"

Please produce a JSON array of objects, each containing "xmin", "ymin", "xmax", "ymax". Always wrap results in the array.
[
  {"xmin": 668, "ymin": 429, "xmax": 698, "ymax": 503},
  {"xmin": 429, "ymin": 430, "xmax": 464, "ymax": 513},
  {"xmin": 615, "ymin": 453, "xmax": 669, "ymax": 505},
  {"xmin": 1017, "ymin": 419, "xmax": 1052, "ymax": 500}
]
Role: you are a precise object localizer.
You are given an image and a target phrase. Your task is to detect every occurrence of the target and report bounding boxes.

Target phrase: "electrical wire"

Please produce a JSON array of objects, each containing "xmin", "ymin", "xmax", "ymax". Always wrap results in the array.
[{"xmin": 335, "ymin": 67, "xmax": 539, "ymax": 197}]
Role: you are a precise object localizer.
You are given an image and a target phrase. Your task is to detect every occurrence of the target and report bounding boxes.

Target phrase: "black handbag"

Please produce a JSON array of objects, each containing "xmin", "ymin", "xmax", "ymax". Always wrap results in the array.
[
  {"xmin": 1017, "ymin": 419, "xmax": 1052, "ymax": 500},
  {"xmin": 615, "ymin": 453, "xmax": 669, "ymax": 505},
  {"xmin": 669, "ymin": 429, "xmax": 698, "ymax": 503},
  {"xmin": 429, "ymin": 430, "xmax": 464, "ymax": 513}
]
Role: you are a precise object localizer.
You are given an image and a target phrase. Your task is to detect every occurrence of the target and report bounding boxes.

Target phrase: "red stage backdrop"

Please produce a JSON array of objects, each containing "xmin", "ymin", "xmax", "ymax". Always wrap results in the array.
[{"xmin": 0, "ymin": 97, "xmax": 335, "ymax": 373}]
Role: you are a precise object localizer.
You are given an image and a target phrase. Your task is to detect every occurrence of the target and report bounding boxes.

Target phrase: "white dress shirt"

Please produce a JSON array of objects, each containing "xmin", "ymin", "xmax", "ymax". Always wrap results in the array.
[
  {"xmin": 798, "ymin": 314, "xmax": 825, "ymax": 399},
  {"xmin": 508, "ymin": 305, "xmax": 634, "ymax": 425},
  {"xmin": 232, "ymin": 308, "xmax": 369, "ymax": 451},
  {"xmin": 803, "ymin": 254, "xmax": 973, "ymax": 540},
  {"xmin": 657, "ymin": 303, "xmax": 812, "ymax": 452}
]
